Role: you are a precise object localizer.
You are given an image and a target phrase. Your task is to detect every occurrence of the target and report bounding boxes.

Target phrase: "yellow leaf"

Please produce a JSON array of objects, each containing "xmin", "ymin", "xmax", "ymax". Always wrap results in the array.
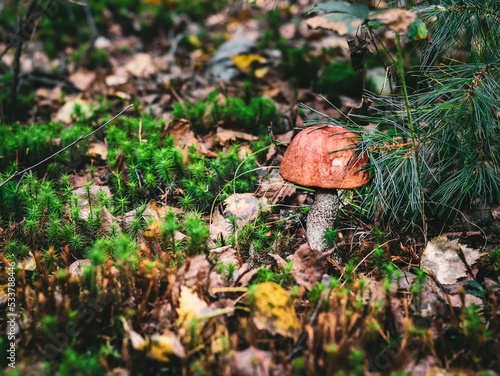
[
  {"xmin": 176, "ymin": 286, "xmax": 207, "ymax": 338},
  {"xmin": 250, "ymin": 282, "xmax": 301, "ymax": 340},
  {"xmin": 231, "ymin": 54, "xmax": 266, "ymax": 73},
  {"xmin": 148, "ymin": 333, "xmax": 185, "ymax": 362},
  {"xmin": 254, "ymin": 67, "xmax": 268, "ymax": 78},
  {"xmin": 187, "ymin": 35, "xmax": 201, "ymax": 49}
]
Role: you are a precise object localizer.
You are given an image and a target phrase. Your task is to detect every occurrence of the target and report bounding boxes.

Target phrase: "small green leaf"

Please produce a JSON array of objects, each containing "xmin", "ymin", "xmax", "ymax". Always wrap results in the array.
[{"xmin": 407, "ymin": 19, "xmax": 428, "ymax": 40}]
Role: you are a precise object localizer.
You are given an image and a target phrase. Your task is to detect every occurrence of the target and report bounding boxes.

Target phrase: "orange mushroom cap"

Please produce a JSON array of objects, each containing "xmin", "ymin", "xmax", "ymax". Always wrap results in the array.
[{"xmin": 280, "ymin": 125, "xmax": 370, "ymax": 189}]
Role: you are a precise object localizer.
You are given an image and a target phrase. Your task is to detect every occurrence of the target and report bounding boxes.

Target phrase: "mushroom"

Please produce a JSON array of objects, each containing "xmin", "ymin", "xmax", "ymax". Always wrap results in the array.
[{"xmin": 280, "ymin": 125, "xmax": 369, "ymax": 260}]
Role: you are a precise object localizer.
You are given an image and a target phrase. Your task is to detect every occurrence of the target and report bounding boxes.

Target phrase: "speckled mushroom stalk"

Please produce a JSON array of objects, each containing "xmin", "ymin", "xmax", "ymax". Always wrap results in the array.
[
  {"xmin": 306, "ymin": 188, "xmax": 339, "ymax": 253},
  {"xmin": 279, "ymin": 125, "xmax": 369, "ymax": 262}
]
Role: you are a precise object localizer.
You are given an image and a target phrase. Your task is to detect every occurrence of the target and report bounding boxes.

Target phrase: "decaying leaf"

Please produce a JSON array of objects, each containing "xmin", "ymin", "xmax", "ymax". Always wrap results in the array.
[
  {"xmin": 142, "ymin": 200, "xmax": 182, "ymax": 222},
  {"xmin": 421, "ymin": 236, "xmax": 482, "ymax": 285},
  {"xmin": 69, "ymin": 259, "xmax": 92, "ymax": 275},
  {"xmin": 369, "ymin": 9, "xmax": 416, "ymax": 33},
  {"xmin": 224, "ymin": 193, "xmax": 270, "ymax": 230},
  {"xmin": 147, "ymin": 333, "xmax": 185, "ymax": 362},
  {"xmin": 86, "ymin": 142, "xmax": 108, "ymax": 161},
  {"xmin": 306, "ymin": 1, "xmax": 369, "ymax": 35},
  {"xmin": 268, "ymin": 253, "xmax": 288, "ymax": 269},
  {"xmin": 292, "ymin": 243, "xmax": 333, "ymax": 290},
  {"xmin": 124, "ymin": 53, "xmax": 155, "ymax": 77},
  {"xmin": 54, "ymin": 97, "xmax": 92, "ymax": 124},
  {"xmin": 176, "ymin": 285, "xmax": 209, "ymax": 338},
  {"xmin": 121, "ymin": 318, "xmax": 184, "ymax": 362},
  {"xmin": 210, "ymin": 245, "xmax": 243, "ymax": 268},
  {"xmin": 233, "ymin": 346, "xmax": 274, "ymax": 376},
  {"xmin": 250, "ymin": 281, "xmax": 301, "ymax": 340}
]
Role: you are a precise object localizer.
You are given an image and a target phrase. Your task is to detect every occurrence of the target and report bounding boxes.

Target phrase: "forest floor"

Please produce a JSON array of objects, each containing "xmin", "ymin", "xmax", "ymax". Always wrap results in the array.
[{"xmin": 0, "ymin": 1, "xmax": 500, "ymax": 375}]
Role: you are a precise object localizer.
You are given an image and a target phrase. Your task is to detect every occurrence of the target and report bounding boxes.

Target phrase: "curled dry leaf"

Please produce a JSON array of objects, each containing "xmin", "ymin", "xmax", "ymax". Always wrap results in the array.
[{"xmin": 250, "ymin": 281, "xmax": 301, "ymax": 340}]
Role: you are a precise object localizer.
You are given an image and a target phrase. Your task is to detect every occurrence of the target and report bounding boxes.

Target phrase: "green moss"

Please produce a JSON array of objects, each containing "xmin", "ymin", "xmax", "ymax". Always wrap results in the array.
[
  {"xmin": 279, "ymin": 42, "xmax": 320, "ymax": 89},
  {"xmin": 316, "ymin": 62, "xmax": 363, "ymax": 100},
  {"xmin": 173, "ymin": 89, "xmax": 278, "ymax": 135}
]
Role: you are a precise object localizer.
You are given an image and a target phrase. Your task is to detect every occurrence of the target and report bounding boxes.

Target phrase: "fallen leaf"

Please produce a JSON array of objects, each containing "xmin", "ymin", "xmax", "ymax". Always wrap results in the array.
[
  {"xmin": 224, "ymin": 193, "xmax": 270, "ymax": 230},
  {"xmin": 18, "ymin": 253, "xmax": 37, "ymax": 272},
  {"xmin": 421, "ymin": 236, "xmax": 481, "ymax": 285},
  {"xmin": 233, "ymin": 346, "xmax": 274, "ymax": 376},
  {"xmin": 369, "ymin": 9, "xmax": 416, "ymax": 33},
  {"xmin": 69, "ymin": 259, "xmax": 92, "ymax": 275},
  {"xmin": 233, "ymin": 263, "xmax": 259, "ymax": 287},
  {"xmin": 69, "ymin": 70, "xmax": 96, "ymax": 91},
  {"xmin": 231, "ymin": 54, "xmax": 266, "ymax": 73},
  {"xmin": 87, "ymin": 142, "xmax": 108, "ymax": 161},
  {"xmin": 124, "ymin": 53, "xmax": 155, "ymax": 77},
  {"xmin": 215, "ymin": 128, "xmax": 259, "ymax": 145},
  {"xmin": 54, "ymin": 97, "xmax": 92, "ymax": 124},
  {"xmin": 177, "ymin": 285, "xmax": 209, "ymax": 339},
  {"xmin": 250, "ymin": 281, "xmax": 301, "ymax": 340},
  {"xmin": 210, "ymin": 245, "xmax": 243, "ymax": 268},
  {"xmin": 142, "ymin": 200, "xmax": 182, "ymax": 223},
  {"xmin": 268, "ymin": 253, "xmax": 288, "ymax": 269},
  {"xmin": 121, "ymin": 318, "xmax": 184, "ymax": 362},
  {"xmin": 292, "ymin": 243, "xmax": 333, "ymax": 290}
]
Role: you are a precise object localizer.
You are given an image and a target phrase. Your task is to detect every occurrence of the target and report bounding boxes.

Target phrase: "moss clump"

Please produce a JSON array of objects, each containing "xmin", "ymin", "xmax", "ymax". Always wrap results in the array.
[
  {"xmin": 172, "ymin": 89, "xmax": 278, "ymax": 135},
  {"xmin": 174, "ymin": 0, "xmax": 228, "ymax": 21},
  {"xmin": 316, "ymin": 62, "xmax": 364, "ymax": 100},
  {"xmin": 279, "ymin": 42, "xmax": 320, "ymax": 89}
]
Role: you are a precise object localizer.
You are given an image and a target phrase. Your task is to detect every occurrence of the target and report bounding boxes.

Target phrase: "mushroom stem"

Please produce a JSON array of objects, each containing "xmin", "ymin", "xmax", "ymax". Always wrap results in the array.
[{"xmin": 306, "ymin": 188, "xmax": 339, "ymax": 253}]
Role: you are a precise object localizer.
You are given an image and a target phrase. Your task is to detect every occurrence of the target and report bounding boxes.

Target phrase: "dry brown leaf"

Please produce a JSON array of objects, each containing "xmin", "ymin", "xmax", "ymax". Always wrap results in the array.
[
  {"xmin": 172, "ymin": 255, "xmax": 211, "ymax": 304},
  {"xmin": 370, "ymin": 9, "xmax": 416, "ymax": 33},
  {"xmin": 306, "ymin": 16, "xmax": 348, "ymax": 35},
  {"xmin": 215, "ymin": 128, "xmax": 259, "ymax": 145},
  {"xmin": 142, "ymin": 200, "xmax": 182, "ymax": 223},
  {"xmin": 292, "ymin": 243, "xmax": 333, "ymax": 290},
  {"xmin": 234, "ymin": 263, "xmax": 259, "ymax": 287},
  {"xmin": 68, "ymin": 259, "xmax": 92, "ymax": 275},
  {"xmin": 121, "ymin": 318, "xmax": 184, "ymax": 362},
  {"xmin": 421, "ymin": 236, "xmax": 481, "ymax": 285},
  {"xmin": 210, "ymin": 245, "xmax": 243, "ymax": 268},
  {"xmin": 69, "ymin": 70, "xmax": 96, "ymax": 91},
  {"xmin": 250, "ymin": 281, "xmax": 301, "ymax": 340},
  {"xmin": 87, "ymin": 142, "xmax": 108, "ymax": 161},
  {"xmin": 54, "ymin": 97, "xmax": 92, "ymax": 124},
  {"xmin": 268, "ymin": 253, "xmax": 288, "ymax": 269},
  {"xmin": 224, "ymin": 193, "xmax": 270, "ymax": 230},
  {"xmin": 233, "ymin": 346, "xmax": 274, "ymax": 376},
  {"xmin": 209, "ymin": 210, "xmax": 232, "ymax": 241},
  {"xmin": 124, "ymin": 53, "xmax": 155, "ymax": 77}
]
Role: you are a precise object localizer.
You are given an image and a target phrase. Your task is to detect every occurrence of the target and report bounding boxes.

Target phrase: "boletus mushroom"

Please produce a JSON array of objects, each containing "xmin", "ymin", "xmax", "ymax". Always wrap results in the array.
[{"xmin": 280, "ymin": 125, "xmax": 369, "ymax": 260}]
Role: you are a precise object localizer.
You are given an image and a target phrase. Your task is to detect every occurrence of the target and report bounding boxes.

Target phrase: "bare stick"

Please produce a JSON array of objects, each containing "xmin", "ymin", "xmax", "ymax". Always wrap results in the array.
[{"xmin": 0, "ymin": 104, "xmax": 133, "ymax": 188}]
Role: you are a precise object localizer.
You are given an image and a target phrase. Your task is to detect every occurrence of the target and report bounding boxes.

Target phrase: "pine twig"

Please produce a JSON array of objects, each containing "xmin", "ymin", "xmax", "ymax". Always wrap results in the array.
[{"xmin": 0, "ymin": 104, "xmax": 133, "ymax": 189}]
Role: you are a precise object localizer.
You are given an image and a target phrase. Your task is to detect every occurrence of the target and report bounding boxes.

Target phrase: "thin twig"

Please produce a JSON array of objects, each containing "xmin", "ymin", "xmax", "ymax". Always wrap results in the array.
[{"xmin": 0, "ymin": 104, "xmax": 133, "ymax": 189}]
